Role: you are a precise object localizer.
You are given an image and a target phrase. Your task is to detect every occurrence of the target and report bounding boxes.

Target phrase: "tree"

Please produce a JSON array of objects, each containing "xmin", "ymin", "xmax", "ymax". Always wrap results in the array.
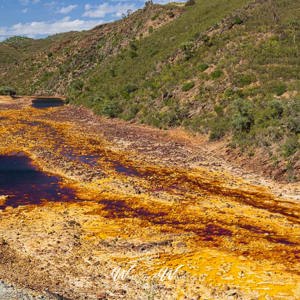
[{"xmin": 145, "ymin": 1, "xmax": 153, "ymax": 8}]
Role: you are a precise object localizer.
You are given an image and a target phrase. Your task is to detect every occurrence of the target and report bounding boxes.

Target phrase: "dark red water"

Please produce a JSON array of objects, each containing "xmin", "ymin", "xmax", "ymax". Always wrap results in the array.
[{"xmin": 0, "ymin": 155, "xmax": 76, "ymax": 209}]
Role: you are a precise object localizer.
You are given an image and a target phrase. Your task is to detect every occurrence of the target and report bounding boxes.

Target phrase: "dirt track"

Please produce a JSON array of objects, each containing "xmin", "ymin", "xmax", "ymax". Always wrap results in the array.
[{"xmin": 0, "ymin": 97, "xmax": 299, "ymax": 299}]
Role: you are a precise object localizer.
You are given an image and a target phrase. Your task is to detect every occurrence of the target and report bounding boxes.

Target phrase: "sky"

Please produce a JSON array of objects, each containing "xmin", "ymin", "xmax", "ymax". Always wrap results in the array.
[{"xmin": 0, "ymin": 0, "xmax": 182, "ymax": 41}]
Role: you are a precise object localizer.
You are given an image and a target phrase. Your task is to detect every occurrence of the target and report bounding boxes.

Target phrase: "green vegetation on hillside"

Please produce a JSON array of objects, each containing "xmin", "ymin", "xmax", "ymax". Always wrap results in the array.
[
  {"xmin": 0, "ymin": 3, "xmax": 182, "ymax": 95},
  {"xmin": 0, "ymin": 0, "xmax": 299, "ymax": 180}
]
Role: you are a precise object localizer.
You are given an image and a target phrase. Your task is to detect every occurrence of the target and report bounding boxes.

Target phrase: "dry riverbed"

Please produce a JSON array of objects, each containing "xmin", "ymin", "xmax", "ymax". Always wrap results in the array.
[{"xmin": 0, "ymin": 96, "xmax": 299, "ymax": 299}]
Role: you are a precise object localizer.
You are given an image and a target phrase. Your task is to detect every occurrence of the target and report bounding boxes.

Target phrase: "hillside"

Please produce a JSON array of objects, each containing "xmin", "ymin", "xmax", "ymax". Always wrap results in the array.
[
  {"xmin": 0, "ymin": 0, "xmax": 299, "ymax": 181},
  {"xmin": 0, "ymin": 3, "xmax": 183, "ymax": 94}
]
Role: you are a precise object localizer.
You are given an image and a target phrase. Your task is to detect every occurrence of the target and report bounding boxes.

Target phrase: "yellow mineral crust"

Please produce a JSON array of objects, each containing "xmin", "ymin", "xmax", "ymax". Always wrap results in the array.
[{"xmin": 0, "ymin": 100, "xmax": 299, "ymax": 299}]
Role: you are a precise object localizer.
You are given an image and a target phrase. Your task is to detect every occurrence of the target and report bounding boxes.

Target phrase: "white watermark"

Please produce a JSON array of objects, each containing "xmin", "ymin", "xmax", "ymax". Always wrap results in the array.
[{"xmin": 111, "ymin": 263, "xmax": 184, "ymax": 283}]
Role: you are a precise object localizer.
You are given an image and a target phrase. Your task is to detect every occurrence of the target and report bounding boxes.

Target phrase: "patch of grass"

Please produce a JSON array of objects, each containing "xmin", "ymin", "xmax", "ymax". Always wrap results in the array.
[{"xmin": 182, "ymin": 81, "xmax": 195, "ymax": 92}]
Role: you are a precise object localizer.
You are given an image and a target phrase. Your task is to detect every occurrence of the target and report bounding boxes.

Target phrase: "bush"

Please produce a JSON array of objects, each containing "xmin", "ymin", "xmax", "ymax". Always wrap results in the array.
[
  {"xmin": 285, "ymin": 99, "xmax": 300, "ymax": 134},
  {"xmin": 148, "ymin": 26, "xmax": 154, "ymax": 34},
  {"xmin": 110, "ymin": 68, "xmax": 116, "ymax": 77},
  {"xmin": 211, "ymin": 69, "xmax": 223, "ymax": 79},
  {"xmin": 271, "ymin": 83, "xmax": 287, "ymax": 96},
  {"xmin": 232, "ymin": 115, "xmax": 253, "ymax": 133},
  {"xmin": 214, "ymin": 105, "xmax": 224, "ymax": 117},
  {"xmin": 122, "ymin": 104, "xmax": 139, "ymax": 121},
  {"xmin": 129, "ymin": 41, "xmax": 138, "ymax": 51},
  {"xmin": 182, "ymin": 81, "xmax": 195, "ymax": 92},
  {"xmin": 282, "ymin": 136, "xmax": 299, "ymax": 157},
  {"xmin": 235, "ymin": 74, "xmax": 255, "ymax": 87},
  {"xmin": 151, "ymin": 14, "xmax": 159, "ymax": 21},
  {"xmin": 268, "ymin": 100, "xmax": 284, "ymax": 119},
  {"xmin": 180, "ymin": 41, "xmax": 194, "ymax": 60},
  {"xmin": 185, "ymin": 0, "xmax": 196, "ymax": 7},
  {"xmin": 233, "ymin": 16, "xmax": 243, "ymax": 25},
  {"xmin": 71, "ymin": 79, "xmax": 84, "ymax": 91},
  {"xmin": 124, "ymin": 84, "xmax": 138, "ymax": 94},
  {"xmin": 209, "ymin": 119, "xmax": 228, "ymax": 140},
  {"xmin": 232, "ymin": 99, "xmax": 254, "ymax": 133},
  {"xmin": 287, "ymin": 116, "xmax": 300, "ymax": 134},
  {"xmin": 198, "ymin": 63, "xmax": 209, "ymax": 72},
  {"xmin": 96, "ymin": 97, "xmax": 122, "ymax": 118},
  {"xmin": 0, "ymin": 86, "xmax": 16, "ymax": 96},
  {"xmin": 257, "ymin": 100, "xmax": 284, "ymax": 126},
  {"xmin": 224, "ymin": 88, "xmax": 244, "ymax": 99},
  {"xmin": 129, "ymin": 50, "xmax": 138, "ymax": 58}
]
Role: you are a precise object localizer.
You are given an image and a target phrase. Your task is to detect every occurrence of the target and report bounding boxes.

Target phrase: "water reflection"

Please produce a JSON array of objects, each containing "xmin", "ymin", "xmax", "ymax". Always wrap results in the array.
[
  {"xmin": 0, "ymin": 154, "xmax": 75, "ymax": 209},
  {"xmin": 31, "ymin": 98, "xmax": 64, "ymax": 109}
]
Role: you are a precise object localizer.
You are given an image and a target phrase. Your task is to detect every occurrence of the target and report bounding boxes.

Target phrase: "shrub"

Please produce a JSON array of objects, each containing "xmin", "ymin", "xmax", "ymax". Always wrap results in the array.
[
  {"xmin": 71, "ymin": 79, "xmax": 84, "ymax": 91},
  {"xmin": 180, "ymin": 41, "xmax": 194, "ymax": 60},
  {"xmin": 182, "ymin": 81, "xmax": 195, "ymax": 92},
  {"xmin": 148, "ymin": 26, "xmax": 154, "ymax": 34},
  {"xmin": 185, "ymin": 0, "xmax": 196, "ymax": 7},
  {"xmin": 224, "ymin": 88, "xmax": 235, "ymax": 98},
  {"xmin": 122, "ymin": 104, "xmax": 139, "ymax": 121},
  {"xmin": 257, "ymin": 100, "xmax": 284, "ymax": 125},
  {"xmin": 232, "ymin": 115, "xmax": 253, "ymax": 133},
  {"xmin": 224, "ymin": 88, "xmax": 244, "ymax": 99},
  {"xmin": 211, "ymin": 69, "xmax": 223, "ymax": 79},
  {"xmin": 209, "ymin": 119, "xmax": 228, "ymax": 140},
  {"xmin": 268, "ymin": 100, "xmax": 284, "ymax": 119},
  {"xmin": 151, "ymin": 14, "xmax": 159, "ymax": 21},
  {"xmin": 110, "ymin": 68, "xmax": 116, "ymax": 77},
  {"xmin": 0, "ymin": 86, "xmax": 16, "ymax": 96},
  {"xmin": 232, "ymin": 99, "xmax": 254, "ymax": 133},
  {"xmin": 282, "ymin": 136, "xmax": 299, "ymax": 157},
  {"xmin": 271, "ymin": 83, "xmax": 287, "ymax": 96},
  {"xmin": 198, "ymin": 63, "xmax": 209, "ymax": 72},
  {"xmin": 96, "ymin": 97, "xmax": 122, "ymax": 118},
  {"xmin": 287, "ymin": 116, "xmax": 300, "ymax": 134},
  {"xmin": 129, "ymin": 41, "xmax": 138, "ymax": 51},
  {"xmin": 201, "ymin": 34, "xmax": 213, "ymax": 47},
  {"xmin": 285, "ymin": 99, "xmax": 300, "ymax": 134},
  {"xmin": 124, "ymin": 84, "xmax": 138, "ymax": 94},
  {"xmin": 233, "ymin": 16, "xmax": 243, "ymax": 25},
  {"xmin": 235, "ymin": 74, "xmax": 255, "ymax": 87},
  {"xmin": 129, "ymin": 50, "xmax": 138, "ymax": 58}
]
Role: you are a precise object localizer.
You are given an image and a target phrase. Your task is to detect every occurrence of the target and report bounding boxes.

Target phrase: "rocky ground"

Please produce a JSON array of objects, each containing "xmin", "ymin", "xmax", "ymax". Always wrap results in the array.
[
  {"xmin": 0, "ymin": 96, "xmax": 299, "ymax": 299},
  {"xmin": 0, "ymin": 281, "xmax": 57, "ymax": 300}
]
